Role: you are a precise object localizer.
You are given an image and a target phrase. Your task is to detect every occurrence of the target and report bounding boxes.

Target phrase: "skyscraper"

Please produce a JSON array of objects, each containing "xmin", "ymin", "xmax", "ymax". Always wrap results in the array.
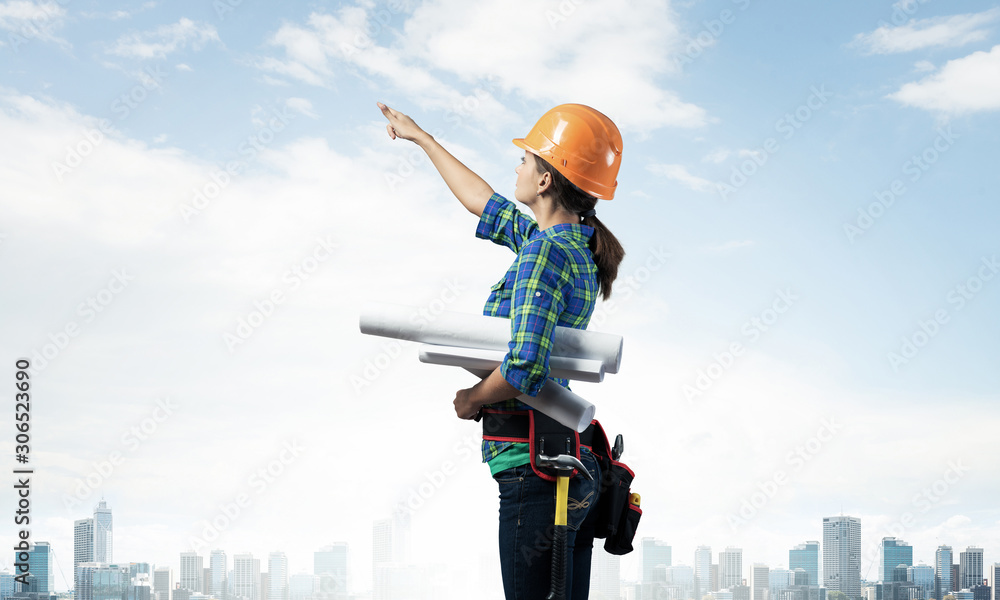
[
  {"xmin": 720, "ymin": 547, "xmax": 744, "ymax": 590},
  {"xmin": 179, "ymin": 553, "xmax": 204, "ymax": 593},
  {"xmin": 752, "ymin": 563, "xmax": 770, "ymax": 600},
  {"xmin": 959, "ymin": 548, "xmax": 984, "ymax": 591},
  {"xmin": 823, "ymin": 515, "xmax": 861, "ymax": 600},
  {"xmin": 232, "ymin": 554, "xmax": 260, "ymax": 600},
  {"xmin": 591, "ymin": 548, "xmax": 621, "ymax": 600},
  {"xmin": 25, "ymin": 542, "xmax": 54, "ymax": 594},
  {"xmin": 152, "ymin": 567, "xmax": 172, "ymax": 600},
  {"xmin": 880, "ymin": 538, "xmax": 913, "ymax": 582},
  {"xmin": 908, "ymin": 564, "xmax": 935, "ymax": 600},
  {"xmin": 936, "ymin": 546, "xmax": 954, "ymax": 599},
  {"xmin": 642, "ymin": 539, "xmax": 672, "ymax": 584},
  {"xmin": 988, "ymin": 564, "xmax": 999, "ymax": 600},
  {"xmin": 790, "ymin": 541, "xmax": 820, "ymax": 587},
  {"xmin": 313, "ymin": 544, "xmax": 347, "ymax": 600},
  {"xmin": 268, "ymin": 553, "xmax": 288, "ymax": 600},
  {"xmin": 93, "ymin": 500, "xmax": 113, "ymax": 564},
  {"xmin": 696, "ymin": 546, "xmax": 713, "ymax": 598},
  {"xmin": 74, "ymin": 518, "xmax": 95, "ymax": 593},
  {"xmin": 210, "ymin": 551, "xmax": 228, "ymax": 600},
  {"xmin": 76, "ymin": 563, "xmax": 129, "ymax": 600}
]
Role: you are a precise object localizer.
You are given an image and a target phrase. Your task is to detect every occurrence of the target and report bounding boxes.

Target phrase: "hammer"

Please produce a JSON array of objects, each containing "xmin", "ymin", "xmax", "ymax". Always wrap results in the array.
[{"xmin": 536, "ymin": 452, "xmax": 594, "ymax": 600}]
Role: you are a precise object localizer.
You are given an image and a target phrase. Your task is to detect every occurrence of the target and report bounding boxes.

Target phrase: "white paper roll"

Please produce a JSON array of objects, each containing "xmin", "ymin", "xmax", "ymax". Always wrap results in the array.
[
  {"xmin": 418, "ymin": 344, "xmax": 604, "ymax": 383},
  {"xmin": 359, "ymin": 302, "xmax": 623, "ymax": 374},
  {"xmin": 462, "ymin": 368, "xmax": 595, "ymax": 433}
]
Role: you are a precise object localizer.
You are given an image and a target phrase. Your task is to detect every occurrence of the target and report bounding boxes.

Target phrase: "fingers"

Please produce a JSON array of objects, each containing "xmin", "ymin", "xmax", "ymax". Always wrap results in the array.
[{"xmin": 385, "ymin": 123, "xmax": 396, "ymax": 140}]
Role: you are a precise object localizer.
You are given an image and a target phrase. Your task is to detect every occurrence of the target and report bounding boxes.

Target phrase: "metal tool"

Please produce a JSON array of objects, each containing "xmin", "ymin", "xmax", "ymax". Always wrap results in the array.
[{"xmin": 536, "ymin": 451, "xmax": 593, "ymax": 600}]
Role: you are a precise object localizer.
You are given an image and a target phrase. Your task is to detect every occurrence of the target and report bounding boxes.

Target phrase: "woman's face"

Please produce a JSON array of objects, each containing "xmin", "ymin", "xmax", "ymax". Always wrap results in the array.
[{"xmin": 514, "ymin": 151, "xmax": 547, "ymax": 206}]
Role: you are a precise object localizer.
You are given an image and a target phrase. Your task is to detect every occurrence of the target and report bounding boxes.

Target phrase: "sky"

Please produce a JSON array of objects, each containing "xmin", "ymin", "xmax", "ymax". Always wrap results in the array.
[{"xmin": 1, "ymin": 0, "xmax": 999, "ymax": 597}]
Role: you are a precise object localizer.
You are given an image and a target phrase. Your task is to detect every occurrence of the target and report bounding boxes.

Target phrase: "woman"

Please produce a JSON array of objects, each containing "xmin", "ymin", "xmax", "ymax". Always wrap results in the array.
[{"xmin": 378, "ymin": 101, "xmax": 625, "ymax": 600}]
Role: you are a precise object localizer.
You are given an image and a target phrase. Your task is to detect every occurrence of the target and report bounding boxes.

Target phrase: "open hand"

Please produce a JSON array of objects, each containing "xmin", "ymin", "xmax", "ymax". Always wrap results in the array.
[{"xmin": 377, "ymin": 102, "xmax": 427, "ymax": 143}]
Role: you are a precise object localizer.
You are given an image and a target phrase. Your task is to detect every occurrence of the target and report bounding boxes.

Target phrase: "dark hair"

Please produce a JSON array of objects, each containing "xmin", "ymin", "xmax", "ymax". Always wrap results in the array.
[{"xmin": 534, "ymin": 155, "xmax": 625, "ymax": 300}]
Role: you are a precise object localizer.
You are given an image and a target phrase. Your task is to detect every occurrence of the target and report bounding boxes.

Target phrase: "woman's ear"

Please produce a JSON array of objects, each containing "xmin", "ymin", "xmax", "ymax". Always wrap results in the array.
[{"xmin": 536, "ymin": 170, "xmax": 552, "ymax": 196}]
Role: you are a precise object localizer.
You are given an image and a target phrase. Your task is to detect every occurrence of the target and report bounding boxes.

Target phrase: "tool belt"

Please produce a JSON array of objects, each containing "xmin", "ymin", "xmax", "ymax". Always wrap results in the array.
[{"xmin": 482, "ymin": 408, "xmax": 642, "ymax": 555}]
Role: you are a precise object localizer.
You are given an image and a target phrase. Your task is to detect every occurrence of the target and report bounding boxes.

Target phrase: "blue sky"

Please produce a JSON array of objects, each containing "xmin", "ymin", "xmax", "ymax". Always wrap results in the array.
[{"xmin": 2, "ymin": 0, "xmax": 999, "ymax": 597}]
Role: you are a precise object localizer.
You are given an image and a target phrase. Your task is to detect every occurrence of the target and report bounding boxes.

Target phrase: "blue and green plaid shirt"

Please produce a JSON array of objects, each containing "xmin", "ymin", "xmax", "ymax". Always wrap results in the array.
[{"xmin": 475, "ymin": 193, "xmax": 599, "ymax": 467}]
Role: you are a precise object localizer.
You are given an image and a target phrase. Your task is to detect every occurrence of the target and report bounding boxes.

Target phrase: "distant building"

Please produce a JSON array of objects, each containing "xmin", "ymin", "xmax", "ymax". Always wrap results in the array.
[
  {"xmin": 935, "ymin": 546, "xmax": 953, "ymax": 599},
  {"xmin": 313, "ymin": 545, "xmax": 347, "ymax": 600},
  {"xmin": 791, "ymin": 542, "xmax": 821, "ymax": 587},
  {"xmin": 76, "ymin": 563, "xmax": 128, "ymax": 600},
  {"xmin": 752, "ymin": 564, "xmax": 770, "ymax": 600},
  {"xmin": 720, "ymin": 548, "xmax": 744, "ymax": 590},
  {"xmin": 179, "ymin": 554, "xmax": 203, "ymax": 594},
  {"xmin": 696, "ymin": 547, "xmax": 713, "ymax": 598},
  {"xmin": 591, "ymin": 548, "xmax": 621, "ymax": 600},
  {"xmin": 209, "ymin": 552, "xmax": 227, "ymax": 600},
  {"xmin": 642, "ymin": 539, "xmax": 672, "ymax": 585},
  {"xmin": 93, "ymin": 502, "xmax": 113, "ymax": 564},
  {"xmin": 151, "ymin": 568, "xmax": 171, "ymax": 600},
  {"xmin": 960, "ymin": 549, "xmax": 984, "ymax": 592},
  {"xmin": 908, "ymin": 564, "xmax": 934, "ymax": 599},
  {"xmin": 267, "ymin": 554, "xmax": 287, "ymax": 600},
  {"xmin": 232, "ymin": 554, "xmax": 260, "ymax": 600},
  {"xmin": 880, "ymin": 539, "xmax": 913, "ymax": 583},
  {"xmin": 824, "ymin": 516, "xmax": 862, "ymax": 600}
]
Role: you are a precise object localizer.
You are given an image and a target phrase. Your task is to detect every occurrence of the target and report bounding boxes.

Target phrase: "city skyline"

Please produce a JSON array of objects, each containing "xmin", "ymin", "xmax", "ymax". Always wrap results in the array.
[{"xmin": 7, "ymin": 508, "xmax": 999, "ymax": 599}]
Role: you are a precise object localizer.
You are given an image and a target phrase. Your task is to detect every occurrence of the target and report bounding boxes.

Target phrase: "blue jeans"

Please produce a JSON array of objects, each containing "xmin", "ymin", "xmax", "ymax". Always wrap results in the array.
[{"xmin": 493, "ymin": 450, "xmax": 602, "ymax": 600}]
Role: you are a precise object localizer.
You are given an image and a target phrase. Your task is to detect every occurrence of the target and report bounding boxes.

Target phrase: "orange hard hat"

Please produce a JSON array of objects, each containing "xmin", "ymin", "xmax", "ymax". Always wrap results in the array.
[{"xmin": 513, "ymin": 104, "xmax": 623, "ymax": 200}]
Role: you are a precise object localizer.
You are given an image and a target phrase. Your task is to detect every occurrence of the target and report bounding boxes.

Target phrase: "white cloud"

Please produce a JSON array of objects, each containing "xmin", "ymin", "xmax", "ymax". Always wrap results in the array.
[
  {"xmin": 647, "ymin": 162, "xmax": 714, "ymax": 192},
  {"xmin": 889, "ymin": 45, "xmax": 1000, "ymax": 114},
  {"xmin": 0, "ymin": 0, "xmax": 69, "ymax": 48},
  {"xmin": 704, "ymin": 240, "xmax": 755, "ymax": 254},
  {"xmin": 257, "ymin": 0, "xmax": 707, "ymax": 134},
  {"xmin": 107, "ymin": 17, "xmax": 221, "ymax": 59},
  {"xmin": 852, "ymin": 8, "xmax": 1000, "ymax": 54},
  {"xmin": 703, "ymin": 148, "xmax": 731, "ymax": 164},
  {"xmin": 285, "ymin": 97, "xmax": 318, "ymax": 119}
]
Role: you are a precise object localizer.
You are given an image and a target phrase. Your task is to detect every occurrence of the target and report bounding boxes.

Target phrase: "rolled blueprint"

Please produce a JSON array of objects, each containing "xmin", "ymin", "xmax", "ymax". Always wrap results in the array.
[
  {"xmin": 359, "ymin": 302, "xmax": 623, "ymax": 374},
  {"xmin": 462, "ymin": 367, "xmax": 595, "ymax": 433},
  {"xmin": 418, "ymin": 344, "xmax": 605, "ymax": 383}
]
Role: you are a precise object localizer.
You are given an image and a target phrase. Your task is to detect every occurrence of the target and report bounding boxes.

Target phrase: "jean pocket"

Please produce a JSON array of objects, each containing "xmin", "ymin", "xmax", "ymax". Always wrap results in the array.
[
  {"xmin": 565, "ymin": 453, "xmax": 600, "ymax": 531},
  {"xmin": 493, "ymin": 464, "xmax": 529, "ymax": 485}
]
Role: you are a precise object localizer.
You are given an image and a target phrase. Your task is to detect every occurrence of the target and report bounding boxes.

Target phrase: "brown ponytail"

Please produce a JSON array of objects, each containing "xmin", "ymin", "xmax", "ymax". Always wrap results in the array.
[{"xmin": 534, "ymin": 156, "xmax": 626, "ymax": 300}]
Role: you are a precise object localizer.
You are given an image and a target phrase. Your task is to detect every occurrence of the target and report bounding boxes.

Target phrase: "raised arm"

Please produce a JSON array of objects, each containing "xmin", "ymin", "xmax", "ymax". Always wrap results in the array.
[{"xmin": 378, "ymin": 102, "xmax": 494, "ymax": 217}]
